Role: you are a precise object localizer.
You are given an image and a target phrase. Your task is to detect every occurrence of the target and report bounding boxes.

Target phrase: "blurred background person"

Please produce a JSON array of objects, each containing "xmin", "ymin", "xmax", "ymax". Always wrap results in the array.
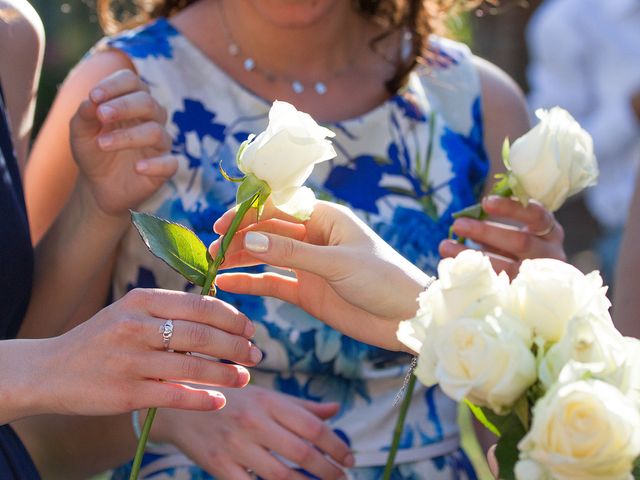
[{"xmin": 526, "ymin": 0, "xmax": 640, "ymax": 285}]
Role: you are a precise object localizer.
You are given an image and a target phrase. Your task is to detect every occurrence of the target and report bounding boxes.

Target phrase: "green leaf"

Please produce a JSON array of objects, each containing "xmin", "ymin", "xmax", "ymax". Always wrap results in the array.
[
  {"xmin": 632, "ymin": 456, "xmax": 640, "ymax": 479},
  {"xmin": 494, "ymin": 412, "xmax": 527, "ymax": 480},
  {"xmin": 490, "ymin": 174, "xmax": 514, "ymax": 198},
  {"xmin": 464, "ymin": 400, "xmax": 501, "ymax": 437},
  {"xmin": 131, "ymin": 211, "xmax": 209, "ymax": 287},
  {"xmin": 452, "ymin": 203, "xmax": 487, "ymax": 221}
]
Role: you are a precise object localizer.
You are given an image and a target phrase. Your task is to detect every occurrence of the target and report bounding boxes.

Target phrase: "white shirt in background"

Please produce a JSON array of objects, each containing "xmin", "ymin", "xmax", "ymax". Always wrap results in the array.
[{"xmin": 527, "ymin": 0, "xmax": 640, "ymax": 230}]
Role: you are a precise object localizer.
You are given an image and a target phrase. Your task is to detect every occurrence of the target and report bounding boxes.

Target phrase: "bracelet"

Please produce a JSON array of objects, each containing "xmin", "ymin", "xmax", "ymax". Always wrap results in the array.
[{"xmin": 131, "ymin": 410, "xmax": 168, "ymax": 450}]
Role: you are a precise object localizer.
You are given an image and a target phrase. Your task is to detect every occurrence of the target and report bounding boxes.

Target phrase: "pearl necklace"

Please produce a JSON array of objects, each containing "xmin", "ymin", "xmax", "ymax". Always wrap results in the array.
[{"xmin": 218, "ymin": 3, "xmax": 354, "ymax": 96}]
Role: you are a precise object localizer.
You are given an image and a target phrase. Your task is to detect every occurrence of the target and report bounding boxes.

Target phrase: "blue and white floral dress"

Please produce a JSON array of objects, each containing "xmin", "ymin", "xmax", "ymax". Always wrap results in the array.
[{"xmin": 106, "ymin": 18, "xmax": 488, "ymax": 480}]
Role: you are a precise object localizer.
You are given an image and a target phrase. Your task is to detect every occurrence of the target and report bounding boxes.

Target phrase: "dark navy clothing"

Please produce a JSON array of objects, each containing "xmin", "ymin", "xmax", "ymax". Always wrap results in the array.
[{"xmin": 0, "ymin": 85, "xmax": 40, "ymax": 479}]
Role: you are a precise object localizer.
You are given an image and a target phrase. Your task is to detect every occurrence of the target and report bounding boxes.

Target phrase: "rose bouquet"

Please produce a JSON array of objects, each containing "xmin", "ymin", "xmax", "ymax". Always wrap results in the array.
[
  {"xmin": 397, "ymin": 251, "xmax": 640, "ymax": 479},
  {"xmin": 127, "ymin": 101, "xmax": 336, "ymax": 479}
]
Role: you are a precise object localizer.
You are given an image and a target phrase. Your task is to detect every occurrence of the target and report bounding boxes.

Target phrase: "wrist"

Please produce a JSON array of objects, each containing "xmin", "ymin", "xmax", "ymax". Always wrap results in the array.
[
  {"xmin": 71, "ymin": 177, "xmax": 129, "ymax": 233},
  {"xmin": 0, "ymin": 339, "xmax": 55, "ymax": 422}
]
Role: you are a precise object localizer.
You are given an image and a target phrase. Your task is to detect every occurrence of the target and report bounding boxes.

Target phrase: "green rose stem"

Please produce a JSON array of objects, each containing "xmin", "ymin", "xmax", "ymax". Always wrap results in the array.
[
  {"xmin": 383, "ymin": 373, "xmax": 418, "ymax": 480},
  {"xmin": 129, "ymin": 193, "xmax": 260, "ymax": 480}
]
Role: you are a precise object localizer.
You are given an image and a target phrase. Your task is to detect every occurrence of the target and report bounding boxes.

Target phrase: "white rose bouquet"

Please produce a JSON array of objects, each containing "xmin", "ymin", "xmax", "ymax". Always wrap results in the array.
[
  {"xmin": 451, "ymin": 107, "xmax": 599, "ymax": 236},
  {"xmin": 397, "ymin": 251, "xmax": 640, "ymax": 480},
  {"xmin": 127, "ymin": 101, "xmax": 335, "ymax": 480}
]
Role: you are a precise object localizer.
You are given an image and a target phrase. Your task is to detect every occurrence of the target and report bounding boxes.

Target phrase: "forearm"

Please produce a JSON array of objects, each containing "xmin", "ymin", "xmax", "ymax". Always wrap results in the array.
[
  {"xmin": 0, "ymin": 339, "xmax": 51, "ymax": 424},
  {"xmin": 20, "ymin": 178, "xmax": 127, "ymax": 338},
  {"xmin": 613, "ymin": 175, "xmax": 640, "ymax": 338},
  {"xmin": 12, "ymin": 413, "xmax": 135, "ymax": 480}
]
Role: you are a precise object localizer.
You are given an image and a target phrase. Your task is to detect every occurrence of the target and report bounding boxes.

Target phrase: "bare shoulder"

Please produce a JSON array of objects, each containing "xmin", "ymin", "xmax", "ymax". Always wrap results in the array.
[
  {"xmin": 473, "ymin": 56, "xmax": 531, "ymax": 173},
  {"xmin": 0, "ymin": 0, "xmax": 44, "ymax": 61}
]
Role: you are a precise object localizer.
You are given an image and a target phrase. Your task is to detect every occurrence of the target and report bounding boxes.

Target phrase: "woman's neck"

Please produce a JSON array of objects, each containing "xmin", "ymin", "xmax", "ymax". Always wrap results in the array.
[{"xmin": 219, "ymin": 0, "xmax": 370, "ymax": 82}]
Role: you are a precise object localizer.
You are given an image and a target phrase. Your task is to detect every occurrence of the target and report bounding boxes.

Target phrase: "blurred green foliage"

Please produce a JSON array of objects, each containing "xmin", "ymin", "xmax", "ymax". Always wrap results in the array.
[{"xmin": 30, "ymin": 0, "xmax": 102, "ymax": 134}]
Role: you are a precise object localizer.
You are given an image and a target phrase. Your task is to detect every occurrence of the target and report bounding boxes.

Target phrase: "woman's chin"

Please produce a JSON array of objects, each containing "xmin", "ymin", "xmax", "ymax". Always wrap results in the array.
[{"xmin": 242, "ymin": 0, "xmax": 347, "ymax": 28}]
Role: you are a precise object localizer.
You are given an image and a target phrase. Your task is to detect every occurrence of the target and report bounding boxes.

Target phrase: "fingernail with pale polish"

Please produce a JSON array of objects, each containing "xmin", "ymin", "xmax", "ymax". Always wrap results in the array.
[
  {"xmin": 98, "ymin": 105, "xmax": 117, "ymax": 121},
  {"xmin": 98, "ymin": 134, "xmax": 114, "ymax": 149},
  {"xmin": 244, "ymin": 232, "xmax": 269, "ymax": 253},
  {"xmin": 90, "ymin": 88, "xmax": 106, "ymax": 103},
  {"xmin": 249, "ymin": 345, "xmax": 263, "ymax": 364},
  {"xmin": 135, "ymin": 160, "xmax": 149, "ymax": 173}
]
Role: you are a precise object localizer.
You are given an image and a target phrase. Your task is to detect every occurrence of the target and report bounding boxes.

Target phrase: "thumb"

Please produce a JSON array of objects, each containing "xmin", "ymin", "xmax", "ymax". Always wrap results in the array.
[{"xmin": 243, "ymin": 231, "xmax": 334, "ymax": 275}]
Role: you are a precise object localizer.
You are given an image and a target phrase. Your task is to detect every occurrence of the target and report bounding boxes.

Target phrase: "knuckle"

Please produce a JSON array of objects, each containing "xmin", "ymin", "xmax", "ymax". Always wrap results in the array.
[
  {"xmin": 304, "ymin": 418, "xmax": 325, "ymax": 442},
  {"xmin": 147, "ymin": 123, "xmax": 165, "ymax": 144},
  {"xmin": 166, "ymin": 387, "xmax": 187, "ymax": 407},
  {"xmin": 187, "ymin": 323, "xmax": 210, "ymax": 349},
  {"xmin": 112, "ymin": 315, "xmax": 144, "ymax": 339},
  {"xmin": 269, "ymin": 464, "xmax": 293, "ymax": 480},
  {"xmin": 555, "ymin": 222, "xmax": 565, "ymax": 242},
  {"xmin": 181, "ymin": 355, "xmax": 204, "ymax": 379},
  {"xmin": 514, "ymin": 233, "xmax": 532, "ymax": 255},
  {"xmin": 290, "ymin": 441, "xmax": 314, "ymax": 465},
  {"xmin": 189, "ymin": 293, "xmax": 215, "ymax": 317},
  {"xmin": 531, "ymin": 206, "xmax": 547, "ymax": 226},
  {"xmin": 280, "ymin": 238, "xmax": 296, "ymax": 261},
  {"xmin": 230, "ymin": 337, "xmax": 250, "ymax": 360},
  {"xmin": 122, "ymin": 288, "xmax": 148, "ymax": 307}
]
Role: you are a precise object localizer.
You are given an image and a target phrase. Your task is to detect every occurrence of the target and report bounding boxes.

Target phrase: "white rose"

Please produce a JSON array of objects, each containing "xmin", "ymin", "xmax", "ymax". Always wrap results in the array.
[
  {"xmin": 237, "ymin": 101, "xmax": 336, "ymax": 219},
  {"xmin": 419, "ymin": 250, "xmax": 509, "ymax": 326},
  {"xmin": 508, "ymin": 258, "xmax": 611, "ymax": 343},
  {"xmin": 416, "ymin": 309, "xmax": 536, "ymax": 413},
  {"xmin": 517, "ymin": 379, "xmax": 640, "ymax": 480},
  {"xmin": 507, "ymin": 107, "xmax": 598, "ymax": 212},
  {"xmin": 538, "ymin": 312, "xmax": 626, "ymax": 389}
]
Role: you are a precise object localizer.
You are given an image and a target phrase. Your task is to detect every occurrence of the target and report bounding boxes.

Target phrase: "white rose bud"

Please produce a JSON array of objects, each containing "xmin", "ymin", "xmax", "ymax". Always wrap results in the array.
[
  {"xmin": 237, "ymin": 101, "xmax": 336, "ymax": 219},
  {"xmin": 418, "ymin": 309, "xmax": 536, "ymax": 413},
  {"xmin": 508, "ymin": 258, "xmax": 611, "ymax": 343},
  {"xmin": 507, "ymin": 107, "xmax": 598, "ymax": 212},
  {"xmin": 419, "ymin": 249, "xmax": 509, "ymax": 327},
  {"xmin": 538, "ymin": 312, "xmax": 627, "ymax": 389},
  {"xmin": 517, "ymin": 379, "xmax": 640, "ymax": 480}
]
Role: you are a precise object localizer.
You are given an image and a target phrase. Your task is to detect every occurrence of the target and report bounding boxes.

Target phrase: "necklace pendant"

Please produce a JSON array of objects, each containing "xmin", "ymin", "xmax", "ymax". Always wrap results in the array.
[
  {"xmin": 228, "ymin": 43, "xmax": 239, "ymax": 56},
  {"xmin": 314, "ymin": 82, "xmax": 327, "ymax": 95},
  {"xmin": 292, "ymin": 81, "xmax": 304, "ymax": 94},
  {"xmin": 243, "ymin": 58, "xmax": 255, "ymax": 72}
]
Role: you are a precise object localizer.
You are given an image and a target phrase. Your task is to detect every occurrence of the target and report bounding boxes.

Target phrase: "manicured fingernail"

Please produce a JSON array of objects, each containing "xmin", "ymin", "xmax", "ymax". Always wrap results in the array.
[
  {"xmin": 454, "ymin": 218, "xmax": 472, "ymax": 232},
  {"xmin": 243, "ymin": 320, "xmax": 255, "ymax": 338},
  {"xmin": 90, "ymin": 88, "xmax": 106, "ymax": 103},
  {"xmin": 98, "ymin": 105, "xmax": 116, "ymax": 121},
  {"xmin": 135, "ymin": 160, "xmax": 149, "ymax": 172},
  {"xmin": 250, "ymin": 345, "xmax": 263, "ymax": 364},
  {"xmin": 98, "ymin": 134, "xmax": 114, "ymax": 148},
  {"xmin": 244, "ymin": 232, "xmax": 269, "ymax": 253}
]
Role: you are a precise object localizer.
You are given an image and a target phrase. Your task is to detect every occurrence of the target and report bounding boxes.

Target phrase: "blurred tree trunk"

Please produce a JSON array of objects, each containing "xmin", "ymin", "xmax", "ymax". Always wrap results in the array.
[{"xmin": 470, "ymin": 0, "xmax": 543, "ymax": 92}]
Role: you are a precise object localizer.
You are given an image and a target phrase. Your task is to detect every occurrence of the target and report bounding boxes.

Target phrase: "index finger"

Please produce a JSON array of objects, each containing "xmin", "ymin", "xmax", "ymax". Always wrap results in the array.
[
  {"xmin": 89, "ymin": 69, "xmax": 149, "ymax": 105},
  {"xmin": 482, "ymin": 196, "xmax": 563, "ymax": 242},
  {"xmin": 121, "ymin": 289, "xmax": 254, "ymax": 339},
  {"xmin": 275, "ymin": 402, "xmax": 354, "ymax": 468}
]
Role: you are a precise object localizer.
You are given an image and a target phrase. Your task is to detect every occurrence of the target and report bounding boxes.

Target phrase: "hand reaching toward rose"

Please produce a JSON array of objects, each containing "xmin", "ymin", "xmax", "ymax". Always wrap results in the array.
[
  {"xmin": 70, "ymin": 69, "xmax": 177, "ymax": 217},
  {"xmin": 151, "ymin": 385, "xmax": 354, "ymax": 480},
  {"xmin": 440, "ymin": 196, "xmax": 566, "ymax": 278},
  {"xmin": 210, "ymin": 200, "xmax": 431, "ymax": 352}
]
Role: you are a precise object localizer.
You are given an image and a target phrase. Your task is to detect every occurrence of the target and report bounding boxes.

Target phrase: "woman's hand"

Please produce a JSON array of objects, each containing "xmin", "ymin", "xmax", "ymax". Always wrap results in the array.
[
  {"xmin": 440, "ymin": 196, "xmax": 566, "ymax": 278},
  {"xmin": 152, "ymin": 385, "xmax": 353, "ymax": 480},
  {"xmin": 69, "ymin": 69, "xmax": 177, "ymax": 217},
  {"xmin": 211, "ymin": 201, "xmax": 431, "ymax": 351},
  {"xmin": 10, "ymin": 289, "xmax": 262, "ymax": 421}
]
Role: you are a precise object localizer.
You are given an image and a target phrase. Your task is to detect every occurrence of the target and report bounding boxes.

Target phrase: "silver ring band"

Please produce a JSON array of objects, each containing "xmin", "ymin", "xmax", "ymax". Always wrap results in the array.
[
  {"xmin": 159, "ymin": 319, "xmax": 174, "ymax": 351},
  {"xmin": 534, "ymin": 221, "xmax": 556, "ymax": 237}
]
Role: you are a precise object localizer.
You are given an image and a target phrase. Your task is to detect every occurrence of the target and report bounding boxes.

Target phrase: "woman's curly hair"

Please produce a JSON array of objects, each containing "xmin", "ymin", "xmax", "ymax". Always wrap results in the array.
[{"xmin": 97, "ymin": 0, "xmax": 489, "ymax": 93}]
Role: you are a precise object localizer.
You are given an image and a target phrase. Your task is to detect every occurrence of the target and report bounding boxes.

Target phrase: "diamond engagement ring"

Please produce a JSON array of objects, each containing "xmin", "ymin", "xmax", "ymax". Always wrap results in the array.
[{"xmin": 159, "ymin": 319, "xmax": 174, "ymax": 351}]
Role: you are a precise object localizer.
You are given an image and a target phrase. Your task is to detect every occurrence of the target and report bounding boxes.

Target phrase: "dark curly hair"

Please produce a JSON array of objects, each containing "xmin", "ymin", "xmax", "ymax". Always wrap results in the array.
[{"xmin": 96, "ymin": 0, "xmax": 489, "ymax": 93}]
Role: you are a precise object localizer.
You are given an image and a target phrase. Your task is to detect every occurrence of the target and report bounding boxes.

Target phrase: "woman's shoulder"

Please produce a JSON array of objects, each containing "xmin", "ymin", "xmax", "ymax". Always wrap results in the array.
[{"xmin": 101, "ymin": 18, "xmax": 181, "ymax": 61}]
